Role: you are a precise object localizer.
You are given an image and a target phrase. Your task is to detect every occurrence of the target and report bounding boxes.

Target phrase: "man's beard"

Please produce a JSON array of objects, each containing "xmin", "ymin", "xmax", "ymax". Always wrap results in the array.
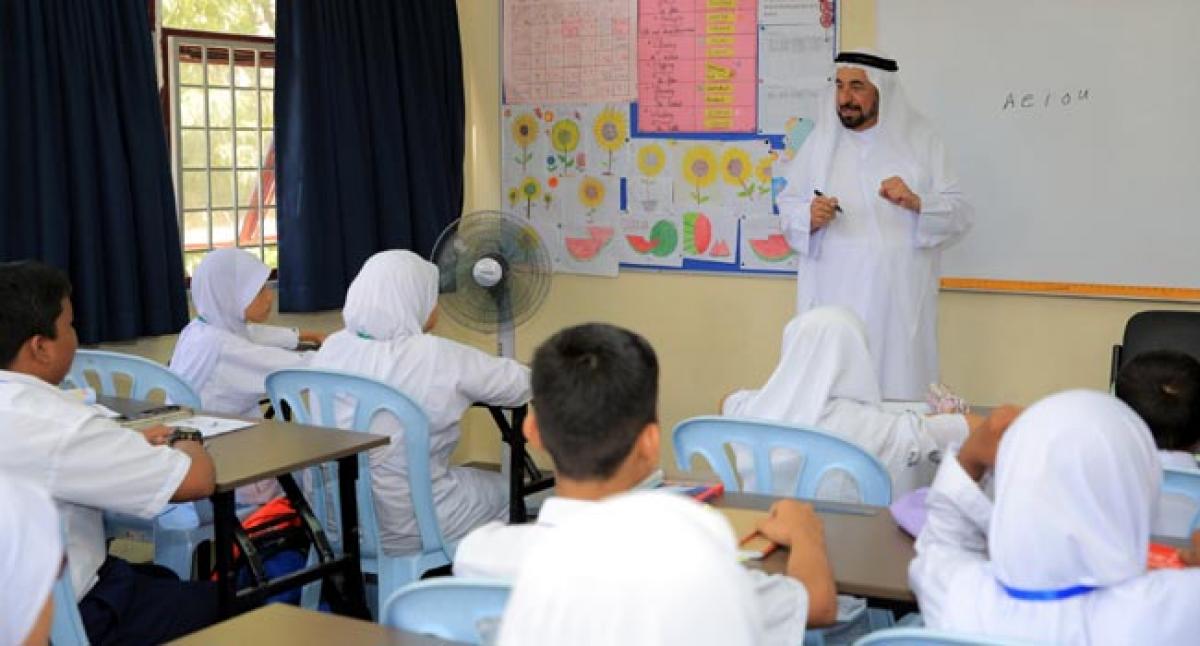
[{"xmin": 838, "ymin": 101, "xmax": 878, "ymax": 129}]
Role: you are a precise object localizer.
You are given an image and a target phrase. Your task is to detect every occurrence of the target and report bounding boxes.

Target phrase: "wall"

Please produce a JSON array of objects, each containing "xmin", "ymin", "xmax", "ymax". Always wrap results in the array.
[{"xmin": 104, "ymin": 0, "xmax": 1200, "ymax": 474}]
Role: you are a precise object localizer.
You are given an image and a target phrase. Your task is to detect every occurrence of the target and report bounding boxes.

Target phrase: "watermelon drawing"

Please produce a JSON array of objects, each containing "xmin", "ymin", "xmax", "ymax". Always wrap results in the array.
[
  {"xmin": 626, "ymin": 219, "xmax": 678, "ymax": 257},
  {"xmin": 564, "ymin": 226, "xmax": 614, "ymax": 261},
  {"xmin": 710, "ymin": 239, "xmax": 731, "ymax": 257},
  {"xmin": 682, "ymin": 212, "xmax": 712, "ymax": 255},
  {"xmin": 748, "ymin": 234, "xmax": 795, "ymax": 262}
]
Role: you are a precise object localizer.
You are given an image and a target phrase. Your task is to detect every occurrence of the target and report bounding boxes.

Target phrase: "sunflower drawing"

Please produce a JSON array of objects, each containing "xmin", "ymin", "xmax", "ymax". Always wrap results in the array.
[
  {"xmin": 511, "ymin": 113, "xmax": 538, "ymax": 172},
  {"xmin": 721, "ymin": 146, "xmax": 754, "ymax": 199},
  {"xmin": 519, "ymin": 176, "xmax": 542, "ymax": 219},
  {"xmin": 682, "ymin": 145, "xmax": 718, "ymax": 205},
  {"xmin": 637, "ymin": 143, "xmax": 666, "ymax": 177},
  {"xmin": 755, "ymin": 152, "xmax": 776, "ymax": 198},
  {"xmin": 550, "ymin": 119, "xmax": 581, "ymax": 173},
  {"xmin": 578, "ymin": 176, "xmax": 606, "ymax": 215},
  {"xmin": 592, "ymin": 106, "xmax": 627, "ymax": 175}
]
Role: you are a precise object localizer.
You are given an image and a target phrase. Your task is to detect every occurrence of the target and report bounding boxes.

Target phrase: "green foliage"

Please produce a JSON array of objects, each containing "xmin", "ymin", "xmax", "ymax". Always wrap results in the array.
[{"xmin": 162, "ymin": 0, "xmax": 276, "ymax": 36}]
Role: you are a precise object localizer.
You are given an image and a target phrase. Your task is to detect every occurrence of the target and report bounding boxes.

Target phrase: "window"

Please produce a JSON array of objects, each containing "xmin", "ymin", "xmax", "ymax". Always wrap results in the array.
[{"xmin": 160, "ymin": 0, "xmax": 276, "ymax": 275}]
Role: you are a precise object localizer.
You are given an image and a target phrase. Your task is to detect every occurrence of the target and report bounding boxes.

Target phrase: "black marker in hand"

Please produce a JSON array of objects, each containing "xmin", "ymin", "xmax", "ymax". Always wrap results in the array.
[{"xmin": 813, "ymin": 189, "xmax": 844, "ymax": 213}]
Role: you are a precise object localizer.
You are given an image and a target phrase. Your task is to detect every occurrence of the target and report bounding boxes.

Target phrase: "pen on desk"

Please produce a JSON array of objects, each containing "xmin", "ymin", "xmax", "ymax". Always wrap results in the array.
[{"xmin": 813, "ymin": 189, "xmax": 844, "ymax": 213}]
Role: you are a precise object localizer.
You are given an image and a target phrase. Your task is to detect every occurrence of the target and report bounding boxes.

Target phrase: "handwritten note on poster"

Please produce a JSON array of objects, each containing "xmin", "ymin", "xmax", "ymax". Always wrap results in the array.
[
  {"xmin": 504, "ymin": 0, "xmax": 638, "ymax": 104},
  {"xmin": 638, "ymin": 0, "xmax": 758, "ymax": 133}
]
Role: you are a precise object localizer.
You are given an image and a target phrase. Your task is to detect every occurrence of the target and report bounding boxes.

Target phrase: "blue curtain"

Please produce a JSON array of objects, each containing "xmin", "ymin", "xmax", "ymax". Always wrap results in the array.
[
  {"xmin": 0, "ymin": 0, "xmax": 189, "ymax": 344},
  {"xmin": 275, "ymin": 0, "xmax": 466, "ymax": 312}
]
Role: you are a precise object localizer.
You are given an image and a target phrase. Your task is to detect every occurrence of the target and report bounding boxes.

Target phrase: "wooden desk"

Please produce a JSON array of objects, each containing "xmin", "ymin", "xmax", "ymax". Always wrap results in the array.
[
  {"xmin": 104, "ymin": 398, "xmax": 389, "ymax": 619},
  {"xmin": 713, "ymin": 492, "xmax": 917, "ymax": 603},
  {"xmin": 169, "ymin": 603, "xmax": 464, "ymax": 646}
]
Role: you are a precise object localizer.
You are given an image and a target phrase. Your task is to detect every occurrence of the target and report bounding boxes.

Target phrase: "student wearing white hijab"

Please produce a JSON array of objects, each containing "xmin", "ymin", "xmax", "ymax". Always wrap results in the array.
[
  {"xmin": 777, "ymin": 50, "xmax": 972, "ymax": 400},
  {"xmin": 723, "ymin": 306, "xmax": 971, "ymax": 500},
  {"xmin": 498, "ymin": 491, "xmax": 764, "ymax": 646},
  {"xmin": 0, "ymin": 472, "xmax": 61, "ymax": 646},
  {"xmin": 170, "ymin": 248, "xmax": 319, "ymax": 418},
  {"xmin": 910, "ymin": 391, "xmax": 1200, "ymax": 644},
  {"xmin": 311, "ymin": 250, "xmax": 531, "ymax": 554}
]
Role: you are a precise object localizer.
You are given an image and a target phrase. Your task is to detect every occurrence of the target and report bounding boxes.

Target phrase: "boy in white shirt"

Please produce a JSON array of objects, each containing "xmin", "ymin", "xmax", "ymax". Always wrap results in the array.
[
  {"xmin": 0, "ymin": 261, "xmax": 219, "ymax": 644},
  {"xmin": 455, "ymin": 323, "xmax": 837, "ymax": 644},
  {"xmin": 1115, "ymin": 349, "xmax": 1200, "ymax": 537}
]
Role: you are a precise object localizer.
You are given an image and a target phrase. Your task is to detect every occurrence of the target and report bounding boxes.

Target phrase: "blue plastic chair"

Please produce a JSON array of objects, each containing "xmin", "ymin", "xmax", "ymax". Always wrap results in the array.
[
  {"xmin": 1162, "ymin": 467, "xmax": 1200, "ymax": 533},
  {"xmin": 265, "ymin": 368, "xmax": 455, "ymax": 617},
  {"xmin": 381, "ymin": 578, "xmax": 512, "ymax": 644},
  {"xmin": 853, "ymin": 627, "xmax": 1036, "ymax": 645},
  {"xmin": 63, "ymin": 349, "xmax": 210, "ymax": 580},
  {"xmin": 64, "ymin": 349, "xmax": 202, "ymax": 408},
  {"xmin": 673, "ymin": 416, "xmax": 893, "ymax": 505},
  {"xmin": 50, "ymin": 567, "xmax": 90, "ymax": 645}
]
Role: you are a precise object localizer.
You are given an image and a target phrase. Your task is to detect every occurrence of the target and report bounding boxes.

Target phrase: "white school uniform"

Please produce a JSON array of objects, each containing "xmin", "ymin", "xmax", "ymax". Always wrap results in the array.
[
  {"xmin": 170, "ymin": 248, "xmax": 310, "ymax": 419},
  {"xmin": 777, "ymin": 55, "xmax": 971, "ymax": 400},
  {"xmin": 498, "ymin": 492, "xmax": 767, "ymax": 646},
  {"xmin": 724, "ymin": 306, "xmax": 967, "ymax": 501},
  {"xmin": 456, "ymin": 495, "xmax": 808, "ymax": 646},
  {"xmin": 310, "ymin": 250, "xmax": 531, "ymax": 554},
  {"xmin": 0, "ymin": 370, "xmax": 190, "ymax": 598},
  {"xmin": 1154, "ymin": 450, "xmax": 1200, "ymax": 538},
  {"xmin": 0, "ymin": 471, "xmax": 62, "ymax": 645},
  {"xmin": 910, "ymin": 390, "xmax": 1200, "ymax": 644}
]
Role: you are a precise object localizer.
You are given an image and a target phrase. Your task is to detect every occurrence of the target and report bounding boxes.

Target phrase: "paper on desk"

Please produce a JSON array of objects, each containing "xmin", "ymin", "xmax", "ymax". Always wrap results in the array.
[{"xmin": 171, "ymin": 416, "xmax": 255, "ymax": 438}]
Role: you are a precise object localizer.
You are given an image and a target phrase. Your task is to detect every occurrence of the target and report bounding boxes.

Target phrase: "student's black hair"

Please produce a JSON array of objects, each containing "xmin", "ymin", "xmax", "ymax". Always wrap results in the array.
[
  {"xmin": 0, "ymin": 261, "xmax": 72, "ymax": 368},
  {"xmin": 1115, "ymin": 349, "xmax": 1200, "ymax": 452},
  {"xmin": 530, "ymin": 323, "xmax": 659, "ymax": 480}
]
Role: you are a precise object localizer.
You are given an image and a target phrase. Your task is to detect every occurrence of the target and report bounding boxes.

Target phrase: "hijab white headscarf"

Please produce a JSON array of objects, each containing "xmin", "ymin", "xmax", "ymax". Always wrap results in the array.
[
  {"xmin": 786, "ymin": 49, "xmax": 935, "ymax": 203},
  {"xmin": 342, "ymin": 250, "xmax": 438, "ymax": 342},
  {"xmin": 497, "ymin": 491, "xmax": 763, "ymax": 646},
  {"xmin": 726, "ymin": 305, "xmax": 880, "ymax": 423},
  {"xmin": 171, "ymin": 248, "xmax": 271, "ymax": 390},
  {"xmin": 990, "ymin": 390, "xmax": 1160, "ymax": 592},
  {"xmin": 0, "ymin": 472, "xmax": 62, "ymax": 645}
]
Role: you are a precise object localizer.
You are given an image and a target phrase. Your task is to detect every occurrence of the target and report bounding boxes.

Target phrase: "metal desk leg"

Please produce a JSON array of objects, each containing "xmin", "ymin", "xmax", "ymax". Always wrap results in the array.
[
  {"xmin": 326, "ymin": 455, "xmax": 370, "ymax": 619},
  {"xmin": 211, "ymin": 490, "xmax": 238, "ymax": 618}
]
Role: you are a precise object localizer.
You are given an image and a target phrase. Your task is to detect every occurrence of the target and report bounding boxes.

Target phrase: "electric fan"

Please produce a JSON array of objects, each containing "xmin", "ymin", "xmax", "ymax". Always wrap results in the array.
[
  {"xmin": 430, "ymin": 209, "xmax": 553, "ymax": 357},
  {"xmin": 432, "ymin": 210, "xmax": 554, "ymax": 514}
]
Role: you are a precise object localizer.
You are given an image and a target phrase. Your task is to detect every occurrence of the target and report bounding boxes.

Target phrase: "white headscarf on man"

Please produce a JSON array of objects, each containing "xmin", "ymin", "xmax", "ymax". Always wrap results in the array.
[
  {"xmin": 170, "ymin": 248, "xmax": 271, "ymax": 391},
  {"xmin": 0, "ymin": 472, "xmax": 62, "ymax": 646},
  {"xmin": 498, "ymin": 491, "xmax": 763, "ymax": 646}
]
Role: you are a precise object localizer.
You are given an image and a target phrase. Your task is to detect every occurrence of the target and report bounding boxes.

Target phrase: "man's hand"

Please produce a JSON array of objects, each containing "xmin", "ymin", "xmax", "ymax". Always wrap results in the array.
[
  {"xmin": 140, "ymin": 424, "xmax": 172, "ymax": 447},
  {"xmin": 879, "ymin": 176, "xmax": 921, "ymax": 212},
  {"xmin": 299, "ymin": 329, "xmax": 328, "ymax": 345},
  {"xmin": 1180, "ymin": 531, "xmax": 1200, "ymax": 567},
  {"xmin": 757, "ymin": 499, "xmax": 824, "ymax": 549},
  {"xmin": 957, "ymin": 405, "xmax": 1022, "ymax": 481},
  {"xmin": 810, "ymin": 195, "xmax": 839, "ymax": 231}
]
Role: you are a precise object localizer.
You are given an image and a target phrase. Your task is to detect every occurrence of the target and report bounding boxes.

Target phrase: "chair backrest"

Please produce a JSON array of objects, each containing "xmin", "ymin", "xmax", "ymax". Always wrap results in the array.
[
  {"xmin": 673, "ymin": 416, "xmax": 892, "ymax": 505},
  {"xmin": 381, "ymin": 578, "xmax": 512, "ymax": 644},
  {"xmin": 65, "ymin": 349, "xmax": 201, "ymax": 408},
  {"xmin": 264, "ymin": 368, "xmax": 447, "ymax": 557},
  {"xmin": 1162, "ymin": 467, "xmax": 1200, "ymax": 533},
  {"xmin": 853, "ymin": 627, "xmax": 1034, "ymax": 646},
  {"xmin": 50, "ymin": 566, "xmax": 89, "ymax": 645},
  {"xmin": 1112, "ymin": 310, "xmax": 1200, "ymax": 384}
]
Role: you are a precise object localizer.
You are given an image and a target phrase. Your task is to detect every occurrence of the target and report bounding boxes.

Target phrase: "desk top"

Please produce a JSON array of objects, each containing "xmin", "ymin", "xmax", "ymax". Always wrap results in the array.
[
  {"xmin": 168, "ymin": 603, "xmax": 461, "ymax": 645},
  {"xmin": 102, "ymin": 398, "xmax": 390, "ymax": 492},
  {"xmin": 713, "ymin": 492, "xmax": 917, "ymax": 603}
]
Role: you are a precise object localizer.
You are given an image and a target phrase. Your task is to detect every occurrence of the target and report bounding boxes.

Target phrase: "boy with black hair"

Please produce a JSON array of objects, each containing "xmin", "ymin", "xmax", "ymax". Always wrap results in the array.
[
  {"xmin": 455, "ymin": 323, "xmax": 837, "ymax": 642},
  {"xmin": 1116, "ymin": 349, "xmax": 1200, "ymax": 537},
  {"xmin": 0, "ymin": 260, "xmax": 219, "ymax": 643}
]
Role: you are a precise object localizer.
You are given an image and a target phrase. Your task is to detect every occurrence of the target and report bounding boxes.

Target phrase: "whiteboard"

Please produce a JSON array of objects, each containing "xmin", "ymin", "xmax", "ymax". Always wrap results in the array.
[{"xmin": 878, "ymin": 0, "xmax": 1200, "ymax": 292}]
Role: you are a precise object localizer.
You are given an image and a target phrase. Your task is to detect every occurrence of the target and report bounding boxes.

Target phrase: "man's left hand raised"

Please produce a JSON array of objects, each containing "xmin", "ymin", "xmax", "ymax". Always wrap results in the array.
[{"xmin": 880, "ymin": 176, "xmax": 921, "ymax": 212}]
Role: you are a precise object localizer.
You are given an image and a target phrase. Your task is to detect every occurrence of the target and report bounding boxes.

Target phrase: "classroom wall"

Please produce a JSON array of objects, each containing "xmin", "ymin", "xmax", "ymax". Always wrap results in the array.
[{"xmin": 102, "ymin": 0, "xmax": 1200, "ymax": 473}]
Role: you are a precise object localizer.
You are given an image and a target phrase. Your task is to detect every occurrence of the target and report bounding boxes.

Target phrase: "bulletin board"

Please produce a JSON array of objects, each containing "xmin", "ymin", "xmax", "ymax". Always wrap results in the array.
[{"xmin": 500, "ymin": 0, "xmax": 837, "ymax": 278}]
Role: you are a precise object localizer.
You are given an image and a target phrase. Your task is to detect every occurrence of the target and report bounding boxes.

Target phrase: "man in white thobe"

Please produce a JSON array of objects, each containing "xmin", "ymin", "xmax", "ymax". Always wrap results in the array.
[{"xmin": 778, "ymin": 51, "xmax": 971, "ymax": 400}]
